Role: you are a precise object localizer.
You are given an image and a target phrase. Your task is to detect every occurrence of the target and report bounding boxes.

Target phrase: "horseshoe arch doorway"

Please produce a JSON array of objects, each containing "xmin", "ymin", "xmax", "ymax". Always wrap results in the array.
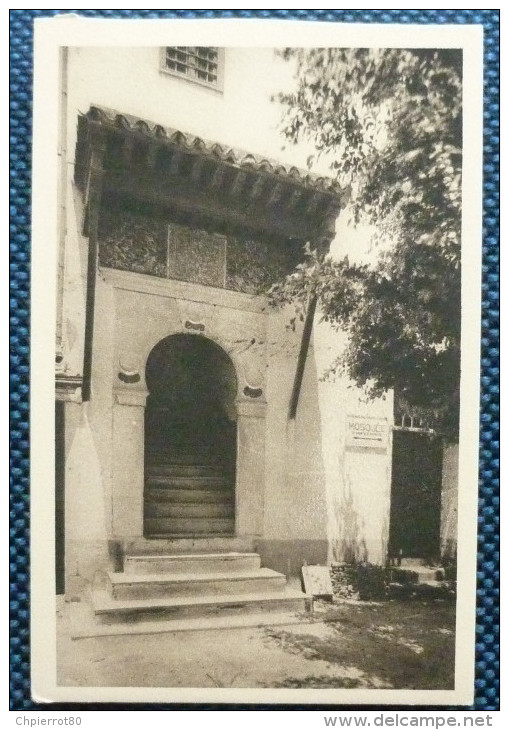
[{"xmin": 144, "ymin": 333, "xmax": 237, "ymax": 537}]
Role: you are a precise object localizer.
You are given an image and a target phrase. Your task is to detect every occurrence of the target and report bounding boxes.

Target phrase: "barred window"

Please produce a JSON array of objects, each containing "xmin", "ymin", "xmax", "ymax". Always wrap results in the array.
[{"xmin": 161, "ymin": 47, "xmax": 223, "ymax": 89}]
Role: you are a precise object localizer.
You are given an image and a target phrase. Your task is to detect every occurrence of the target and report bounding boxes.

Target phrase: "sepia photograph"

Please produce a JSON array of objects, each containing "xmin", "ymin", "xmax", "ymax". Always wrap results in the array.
[{"xmin": 30, "ymin": 18, "xmax": 484, "ymax": 705}]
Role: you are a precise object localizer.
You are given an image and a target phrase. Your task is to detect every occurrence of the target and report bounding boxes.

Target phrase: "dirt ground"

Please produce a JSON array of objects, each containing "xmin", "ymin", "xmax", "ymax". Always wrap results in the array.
[{"xmin": 57, "ymin": 597, "xmax": 456, "ymax": 690}]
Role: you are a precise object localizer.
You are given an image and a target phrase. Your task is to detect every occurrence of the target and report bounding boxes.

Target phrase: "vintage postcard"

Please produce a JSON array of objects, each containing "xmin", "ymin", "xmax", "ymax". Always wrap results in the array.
[{"xmin": 30, "ymin": 17, "xmax": 483, "ymax": 705}]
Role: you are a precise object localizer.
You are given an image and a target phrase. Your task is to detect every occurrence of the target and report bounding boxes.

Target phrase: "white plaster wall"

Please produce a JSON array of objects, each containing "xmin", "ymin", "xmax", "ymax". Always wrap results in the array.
[
  {"xmin": 64, "ymin": 401, "xmax": 109, "ymax": 591},
  {"xmin": 65, "ymin": 47, "xmax": 324, "ymax": 179},
  {"xmin": 314, "ymin": 319, "xmax": 393, "ymax": 566},
  {"xmin": 263, "ymin": 307, "xmax": 393, "ymax": 567},
  {"xmin": 264, "ymin": 307, "xmax": 327, "ymax": 543},
  {"xmin": 61, "ymin": 181, "xmax": 115, "ymax": 586},
  {"xmin": 59, "ymin": 185, "xmax": 87, "ymax": 375},
  {"xmin": 326, "ymin": 328, "xmax": 393, "ymax": 564},
  {"xmin": 441, "ymin": 442, "xmax": 459, "ymax": 561},
  {"xmin": 64, "ymin": 273, "xmax": 116, "ymax": 588}
]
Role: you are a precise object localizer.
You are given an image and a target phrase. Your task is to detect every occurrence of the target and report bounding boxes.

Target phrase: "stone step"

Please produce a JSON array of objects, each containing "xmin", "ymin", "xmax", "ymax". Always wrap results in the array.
[
  {"xmin": 146, "ymin": 475, "xmax": 231, "ymax": 490},
  {"xmin": 390, "ymin": 566, "xmax": 445, "ymax": 584},
  {"xmin": 125, "ymin": 536, "xmax": 254, "ymax": 555},
  {"xmin": 147, "ymin": 464, "xmax": 227, "ymax": 477},
  {"xmin": 144, "ymin": 516, "xmax": 235, "ymax": 536},
  {"xmin": 124, "ymin": 551, "xmax": 261, "ymax": 575},
  {"xmin": 398, "ymin": 558, "xmax": 445, "ymax": 569},
  {"xmin": 147, "ymin": 453, "xmax": 228, "ymax": 467},
  {"xmin": 399, "ymin": 558, "xmax": 428, "ymax": 567},
  {"xmin": 388, "ymin": 580, "xmax": 456, "ymax": 599},
  {"xmin": 108, "ymin": 567, "xmax": 286, "ymax": 600},
  {"xmin": 145, "ymin": 488, "xmax": 234, "ymax": 504},
  {"xmin": 145, "ymin": 501, "xmax": 234, "ymax": 519},
  {"xmin": 93, "ymin": 587, "xmax": 309, "ymax": 623},
  {"xmin": 71, "ymin": 599, "xmax": 311, "ymax": 638}
]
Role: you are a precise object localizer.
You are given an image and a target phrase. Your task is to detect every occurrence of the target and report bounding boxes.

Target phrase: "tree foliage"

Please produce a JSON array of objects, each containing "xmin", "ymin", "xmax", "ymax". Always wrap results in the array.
[{"xmin": 271, "ymin": 48, "xmax": 463, "ymax": 439}]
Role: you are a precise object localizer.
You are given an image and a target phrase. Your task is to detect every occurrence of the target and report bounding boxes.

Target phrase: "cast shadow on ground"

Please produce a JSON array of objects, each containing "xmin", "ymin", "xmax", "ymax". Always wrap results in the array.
[{"xmin": 262, "ymin": 599, "xmax": 456, "ymax": 690}]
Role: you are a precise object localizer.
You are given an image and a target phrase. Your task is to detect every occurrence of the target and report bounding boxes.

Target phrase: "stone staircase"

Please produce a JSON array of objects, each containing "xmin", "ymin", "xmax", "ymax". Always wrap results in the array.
[
  {"xmin": 144, "ymin": 460, "xmax": 235, "ymax": 538},
  {"xmin": 90, "ymin": 544, "xmax": 310, "ymax": 633}
]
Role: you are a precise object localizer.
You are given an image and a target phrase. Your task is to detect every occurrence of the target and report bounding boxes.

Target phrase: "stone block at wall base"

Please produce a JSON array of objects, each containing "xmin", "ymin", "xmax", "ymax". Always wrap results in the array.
[
  {"xmin": 65, "ymin": 539, "xmax": 112, "ymax": 595},
  {"xmin": 254, "ymin": 539, "xmax": 328, "ymax": 578}
]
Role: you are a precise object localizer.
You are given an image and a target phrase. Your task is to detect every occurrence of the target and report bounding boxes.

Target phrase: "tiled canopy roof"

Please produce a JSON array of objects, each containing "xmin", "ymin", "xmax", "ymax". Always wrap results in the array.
[
  {"xmin": 85, "ymin": 105, "xmax": 342, "ymax": 195},
  {"xmin": 76, "ymin": 105, "xmax": 345, "ymax": 244}
]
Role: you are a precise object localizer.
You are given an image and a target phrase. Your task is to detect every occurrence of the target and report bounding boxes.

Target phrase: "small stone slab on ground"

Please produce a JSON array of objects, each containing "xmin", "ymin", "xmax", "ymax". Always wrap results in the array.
[{"xmin": 301, "ymin": 565, "xmax": 334, "ymax": 599}]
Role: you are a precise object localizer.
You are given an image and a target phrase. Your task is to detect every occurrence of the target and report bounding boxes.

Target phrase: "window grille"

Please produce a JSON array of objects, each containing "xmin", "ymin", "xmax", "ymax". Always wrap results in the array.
[
  {"xmin": 162, "ymin": 47, "xmax": 223, "ymax": 89},
  {"xmin": 396, "ymin": 413, "xmax": 433, "ymax": 432}
]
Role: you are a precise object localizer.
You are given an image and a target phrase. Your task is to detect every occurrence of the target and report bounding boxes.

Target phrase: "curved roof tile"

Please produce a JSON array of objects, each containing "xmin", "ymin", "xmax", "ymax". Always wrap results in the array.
[
  {"xmin": 134, "ymin": 120, "xmax": 151, "ymax": 135},
  {"xmin": 114, "ymin": 114, "xmax": 131, "ymax": 130}
]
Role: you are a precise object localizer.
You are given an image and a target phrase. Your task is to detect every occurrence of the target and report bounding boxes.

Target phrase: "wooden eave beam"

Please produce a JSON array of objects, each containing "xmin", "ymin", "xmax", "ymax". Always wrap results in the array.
[
  {"xmin": 145, "ymin": 141, "xmax": 160, "ymax": 168},
  {"xmin": 267, "ymin": 182, "xmax": 285, "ymax": 207},
  {"xmin": 248, "ymin": 175, "xmax": 266, "ymax": 202},
  {"xmin": 304, "ymin": 191, "xmax": 325, "ymax": 216},
  {"xmin": 208, "ymin": 163, "xmax": 226, "ymax": 191},
  {"xmin": 101, "ymin": 170, "xmax": 334, "ymax": 242},
  {"xmin": 230, "ymin": 169, "xmax": 247, "ymax": 197},
  {"xmin": 190, "ymin": 155, "xmax": 206, "ymax": 183},
  {"xmin": 286, "ymin": 188, "xmax": 304, "ymax": 212}
]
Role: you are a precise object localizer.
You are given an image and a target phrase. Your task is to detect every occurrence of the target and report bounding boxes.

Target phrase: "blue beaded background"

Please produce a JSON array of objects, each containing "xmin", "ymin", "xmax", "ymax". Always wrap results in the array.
[{"xmin": 9, "ymin": 9, "xmax": 499, "ymax": 711}]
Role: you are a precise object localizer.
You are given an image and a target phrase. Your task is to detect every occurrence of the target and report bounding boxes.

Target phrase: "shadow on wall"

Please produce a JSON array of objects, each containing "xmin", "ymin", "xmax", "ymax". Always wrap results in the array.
[{"xmin": 331, "ymin": 478, "xmax": 368, "ymax": 564}]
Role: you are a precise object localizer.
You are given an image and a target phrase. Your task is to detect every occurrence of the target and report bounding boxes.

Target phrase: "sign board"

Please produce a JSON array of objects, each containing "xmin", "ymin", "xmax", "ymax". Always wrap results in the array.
[
  {"xmin": 345, "ymin": 415, "xmax": 389, "ymax": 451},
  {"xmin": 301, "ymin": 565, "xmax": 334, "ymax": 599}
]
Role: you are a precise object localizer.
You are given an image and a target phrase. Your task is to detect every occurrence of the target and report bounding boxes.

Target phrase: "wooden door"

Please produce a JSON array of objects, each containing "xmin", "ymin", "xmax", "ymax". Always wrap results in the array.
[{"xmin": 389, "ymin": 430, "xmax": 443, "ymax": 562}]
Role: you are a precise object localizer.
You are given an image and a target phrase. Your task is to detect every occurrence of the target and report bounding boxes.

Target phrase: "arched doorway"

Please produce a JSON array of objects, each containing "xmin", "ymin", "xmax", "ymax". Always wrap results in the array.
[{"xmin": 144, "ymin": 334, "xmax": 237, "ymax": 537}]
